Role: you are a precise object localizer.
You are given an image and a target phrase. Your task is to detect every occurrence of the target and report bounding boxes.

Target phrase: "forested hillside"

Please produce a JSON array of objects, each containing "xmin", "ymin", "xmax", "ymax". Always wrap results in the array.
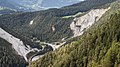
[
  {"xmin": 0, "ymin": 38, "xmax": 27, "ymax": 67},
  {"xmin": 0, "ymin": 0, "xmax": 119, "ymax": 67},
  {"xmin": 0, "ymin": 0, "xmax": 116, "ymax": 44},
  {"xmin": 31, "ymin": 1, "xmax": 120, "ymax": 67}
]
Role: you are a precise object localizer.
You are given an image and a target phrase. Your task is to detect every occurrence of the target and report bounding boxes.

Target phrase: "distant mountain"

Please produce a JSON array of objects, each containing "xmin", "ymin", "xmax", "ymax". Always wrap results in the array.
[
  {"xmin": 0, "ymin": 0, "xmax": 18, "ymax": 9},
  {"xmin": 0, "ymin": 6, "xmax": 16, "ymax": 15},
  {"xmin": 0, "ymin": 0, "xmax": 84, "ymax": 12},
  {"xmin": 41, "ymin": 0, "xmax": 84, "ymax": 8}
]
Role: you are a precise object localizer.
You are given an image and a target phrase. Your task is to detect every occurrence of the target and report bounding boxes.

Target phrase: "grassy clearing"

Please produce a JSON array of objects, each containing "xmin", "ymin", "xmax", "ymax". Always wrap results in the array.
[{"xmin": 62, "ymin": 12, "xmax": 83, "ymax": 18}]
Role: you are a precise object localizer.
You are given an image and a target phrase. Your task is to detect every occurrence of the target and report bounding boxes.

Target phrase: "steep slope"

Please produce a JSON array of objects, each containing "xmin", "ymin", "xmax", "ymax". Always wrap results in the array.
[
  {"xmin": 0, "ymin": 37, "xmax": 26, "ymax": 67},
  {"xmin": 31, "ymin": 1, "xmax": 120, "ymax": 67},
  {"xmin": 70, "ymin": 7, "xmax": 110, "ymax": 37},
  {"xmin": 0, "ymin": 27, "xmax": 40, "ymax": 61}
]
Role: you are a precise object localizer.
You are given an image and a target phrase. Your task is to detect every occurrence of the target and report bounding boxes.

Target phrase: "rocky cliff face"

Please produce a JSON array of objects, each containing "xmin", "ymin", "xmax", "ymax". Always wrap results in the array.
[
  {"xmin": 0, "ymin": 28, "xmax": 40, "ymax": 61},
  {"xmin": 70, "ymin": 7, "xmax": 110, "ymax": 37}
]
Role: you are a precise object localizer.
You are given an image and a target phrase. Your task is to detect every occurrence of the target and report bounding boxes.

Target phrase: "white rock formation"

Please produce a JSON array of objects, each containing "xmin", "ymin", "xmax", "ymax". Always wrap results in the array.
[
  {"xmin": 52, "ymin": 26, "xmax": 55, "ymax": 31},
  {"xmin": 0, "ymin": 28, "xmax": 39, "ymax": 61},
  {"xmin": 44, "ymin": 42, "xmax": 66, "ymax": 50},
  {"xmin": 29, "ymin": 20, "xmax": 34, "ymax": 25},
  {"xmin": 32, "ymin": 55, "xmax": 44, "ymax": 62},
  {"xmin": 70, "ymin": 7, "xmax": 111, "ymax": 37}
]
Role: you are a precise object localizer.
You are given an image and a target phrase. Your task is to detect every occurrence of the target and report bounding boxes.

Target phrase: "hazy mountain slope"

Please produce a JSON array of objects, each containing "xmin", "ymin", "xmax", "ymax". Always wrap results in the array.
[
  {"xmin": 60, "ymin": 0, "xmax": 116, "ymax": 15},
  {"xmin": 0, "ymin": 0, "xmax": 18, "ymax": 9},
  {"xmin": 41, "ymin": 0, "xmax": 83, "ymax": 8},
  {"xmin": 0, "ymin": 0, "xmax": 83, "ymax": 12},
  {"xmin": 0, "ymin": 6, "xmax": 16, "ymax": 15},
  {"xmin": 0, "ymin": 0, "xmax": 34, "ymax": 11},
  {"xmin": 31, "ymin": 1, "xmax": 120, "ymax": 67},
  {"xmin": 0, "ymin": 0, "xmax": 116, "ymax": 12},
  {"xmin": 0, "ymin": 37, "xmax": 27, "ymax": 67}
]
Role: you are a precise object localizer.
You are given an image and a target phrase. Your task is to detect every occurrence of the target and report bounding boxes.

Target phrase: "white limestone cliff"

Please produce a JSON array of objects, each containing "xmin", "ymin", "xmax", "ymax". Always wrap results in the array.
[
  {"xmin": 70, "ymin": 7, "xmax": 110, "ymax": 37},
  {"xmin": 0, "ymin": 28, "xmax": 39, "ymax": 61}
]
